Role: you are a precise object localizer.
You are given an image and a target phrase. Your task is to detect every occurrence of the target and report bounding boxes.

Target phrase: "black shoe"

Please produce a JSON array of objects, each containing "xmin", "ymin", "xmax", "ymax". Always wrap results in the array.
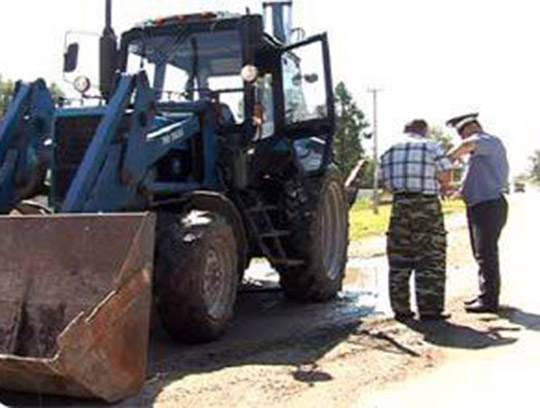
[
  {"xmin": 463, "ymin": 297, "xmax": 479, "ymax": 306},
  {"xmin": 465, "ymin": 301, "xmax": 498, "ymax": 314},
  {"xmin": 419, "ymin": 312, "xmax": 451, "ymax": 322},
  {"xmin": 394, "ymin": 311, "xmax": 415, "ymax": 322}
]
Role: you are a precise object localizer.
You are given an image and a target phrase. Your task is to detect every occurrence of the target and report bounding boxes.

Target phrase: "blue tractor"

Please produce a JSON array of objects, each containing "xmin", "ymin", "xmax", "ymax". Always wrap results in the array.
[{"xmin": 0, "ymin": 0, "xmax": 348, "ymax": 401}]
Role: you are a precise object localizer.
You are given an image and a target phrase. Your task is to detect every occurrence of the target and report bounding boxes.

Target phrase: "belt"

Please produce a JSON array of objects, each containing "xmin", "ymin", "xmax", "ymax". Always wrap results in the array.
[{"xmin": 393, "ymin": 192, "xmax": 437, "ymax": 199}]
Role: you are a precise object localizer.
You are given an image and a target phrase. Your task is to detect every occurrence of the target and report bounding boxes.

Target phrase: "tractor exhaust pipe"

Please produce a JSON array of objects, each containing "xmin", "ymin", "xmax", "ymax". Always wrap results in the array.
[
  {"xmin": 100, "ymin": 0, "xmax": 118, "ymax": 99},
  {"xmin": 105, "ymin": 0, "xmax": 113, "ymax": 31},
  {"xmin": 263, "ymin": 0, "xmax": 293, "ymax": 44}
]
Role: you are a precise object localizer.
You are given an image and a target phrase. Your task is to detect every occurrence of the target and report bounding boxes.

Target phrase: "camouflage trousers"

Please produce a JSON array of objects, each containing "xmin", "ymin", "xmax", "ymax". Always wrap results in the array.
[{"xmin": 386, "ymin": 195, "xmax": 447, "ymax": 315}]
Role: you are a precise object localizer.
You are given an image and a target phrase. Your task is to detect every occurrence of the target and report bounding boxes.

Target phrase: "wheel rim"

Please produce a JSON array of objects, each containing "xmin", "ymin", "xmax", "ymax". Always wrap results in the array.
[
  {"xmin": 202, "ymin": 239, "xmax": 234, "ymax": 320},
  {"xmin": 319, "ymin": 181, "xmax": 347, "ymax": 280}
]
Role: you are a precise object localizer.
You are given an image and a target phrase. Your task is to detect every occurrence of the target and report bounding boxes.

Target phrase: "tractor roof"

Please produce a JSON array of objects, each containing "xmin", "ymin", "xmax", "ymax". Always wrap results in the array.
[
  {"xmin": 135, "ymin": 12, "xmax": 244, "ymax": 29},
  {"xmin": 121, "ymin": 12, "xmax": 264, "ymax": 45}
]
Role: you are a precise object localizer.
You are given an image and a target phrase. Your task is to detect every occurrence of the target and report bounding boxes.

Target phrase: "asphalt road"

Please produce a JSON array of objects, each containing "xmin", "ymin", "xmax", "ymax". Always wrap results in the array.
[
  {"xmin": 0, "ymin": 190, "xmax": 535, "ymax": 407},
  {"xmin": 358, "ymin": 189, "xmax": 540, "ymax": 407}
]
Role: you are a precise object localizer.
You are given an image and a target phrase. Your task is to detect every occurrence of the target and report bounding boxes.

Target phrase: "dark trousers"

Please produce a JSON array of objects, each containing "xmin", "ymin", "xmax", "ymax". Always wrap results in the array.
[{"xmin": 466, "ymin": 196, "xmax": 508, "ymax": 307}]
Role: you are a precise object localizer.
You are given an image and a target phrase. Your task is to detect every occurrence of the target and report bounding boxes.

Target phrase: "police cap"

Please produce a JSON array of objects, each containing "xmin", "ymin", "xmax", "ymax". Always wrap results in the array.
[{"xmin": 446, "ymin": 113, "xmax": 479, "ymax": 132}]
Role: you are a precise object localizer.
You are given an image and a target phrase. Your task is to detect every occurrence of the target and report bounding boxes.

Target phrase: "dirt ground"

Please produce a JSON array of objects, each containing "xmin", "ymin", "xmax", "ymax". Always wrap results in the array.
[{"xmin": 0, "ymin": 191, "xmax": 536, "ymax": 407}]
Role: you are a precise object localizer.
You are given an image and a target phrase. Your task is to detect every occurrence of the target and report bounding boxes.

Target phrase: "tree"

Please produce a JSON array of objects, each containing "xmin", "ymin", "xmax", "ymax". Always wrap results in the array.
[
  {"xmin": 0, "ymin": 75, "xmax": 15, "ymax": 116},
  {"xmin": 0, "ymin": 75, "xmax": 66, "ymax": 116},
  {"xmin": 49, "ymin": 82, "xmax": 66, "ymax": 105},
  {"xmin": 427, "ymin": 125, "xmax": 454, "ymax": 152},
  {"xmin": 358, "ymin": 158, "xmax": 376, "ymax": 188},
  {"xmin": 529, "ymin": 150, "xmax": 540, "ymax": 183},
  {"xmin": 333, "ymin": 81, "xmax": 370, "ymax": 177}
]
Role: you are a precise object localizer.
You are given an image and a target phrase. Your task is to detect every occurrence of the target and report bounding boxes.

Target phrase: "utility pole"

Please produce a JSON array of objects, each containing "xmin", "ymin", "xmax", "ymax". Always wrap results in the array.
[{"xmin": 367, "ymin": 88, "xmax": 382, "ymax": 214}]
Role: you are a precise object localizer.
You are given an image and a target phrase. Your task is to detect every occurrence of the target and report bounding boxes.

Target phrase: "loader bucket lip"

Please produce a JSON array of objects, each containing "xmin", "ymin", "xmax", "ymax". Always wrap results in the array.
[{"xmin": 0, "ymin": 213, "xmax": 156, "ymax": 403}]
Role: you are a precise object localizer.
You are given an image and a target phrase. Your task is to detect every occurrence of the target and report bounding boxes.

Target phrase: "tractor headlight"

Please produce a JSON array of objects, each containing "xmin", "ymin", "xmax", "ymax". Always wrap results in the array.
[
  {"xmin": 241, "ymin": 65, "xmax": 259, "ymax": 83},
  {"xmin": 73, "ymin": 76, "xmax": 91, "ymax": 94}
]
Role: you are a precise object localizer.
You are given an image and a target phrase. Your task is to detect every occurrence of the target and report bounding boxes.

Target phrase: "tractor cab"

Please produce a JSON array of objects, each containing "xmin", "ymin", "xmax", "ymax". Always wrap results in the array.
[
  {"xmin": 119, "ymin": 13, "xmax": 254, "ymax": 127},
  {"xmin": 63, "ymin": 9, "xmax": 335, "ymax": 176}
]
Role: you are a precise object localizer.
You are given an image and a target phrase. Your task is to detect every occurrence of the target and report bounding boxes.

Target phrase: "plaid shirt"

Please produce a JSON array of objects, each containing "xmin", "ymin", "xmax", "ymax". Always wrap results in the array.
[{"xmin": 379, "ymin": 133, "xmax": 452, "ymax": 195}]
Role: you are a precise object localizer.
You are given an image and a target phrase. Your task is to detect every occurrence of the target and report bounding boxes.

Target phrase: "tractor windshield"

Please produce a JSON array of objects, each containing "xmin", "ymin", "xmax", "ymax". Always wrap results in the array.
[{"xmin": 126, "ymin": 28, "xmax": 244, "ymax": 119}]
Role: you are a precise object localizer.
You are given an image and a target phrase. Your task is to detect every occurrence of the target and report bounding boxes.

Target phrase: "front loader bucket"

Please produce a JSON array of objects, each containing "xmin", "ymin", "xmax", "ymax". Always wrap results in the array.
[{"xmin": 0, "ymin": 213, "xmax": 155, "ymax": 402}]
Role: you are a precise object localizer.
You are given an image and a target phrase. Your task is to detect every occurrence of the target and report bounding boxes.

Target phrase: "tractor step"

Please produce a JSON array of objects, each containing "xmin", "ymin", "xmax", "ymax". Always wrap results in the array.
[{"xmin": 237, "ymin": 191, "xmax": 304, "ymax": 270}]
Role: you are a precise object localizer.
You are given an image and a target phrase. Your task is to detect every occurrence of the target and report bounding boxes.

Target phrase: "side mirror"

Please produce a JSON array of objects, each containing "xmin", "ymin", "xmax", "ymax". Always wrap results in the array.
[
  {"xmin": 63, "ymin": 43, "xmax": 80, "ymax": 73},
  {"xmin": 291, "ymin": 73, "xmax": 319, "ymax": 86},
  {"xmin": 304, "ymin": 73, "xmax": 319, "ymax": 84}
]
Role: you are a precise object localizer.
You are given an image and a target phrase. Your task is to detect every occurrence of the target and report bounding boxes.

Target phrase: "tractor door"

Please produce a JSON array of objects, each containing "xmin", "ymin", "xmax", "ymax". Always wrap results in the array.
[{"xmin": 279, "ymin": 33, "xmax": 335, "ymax": 175}]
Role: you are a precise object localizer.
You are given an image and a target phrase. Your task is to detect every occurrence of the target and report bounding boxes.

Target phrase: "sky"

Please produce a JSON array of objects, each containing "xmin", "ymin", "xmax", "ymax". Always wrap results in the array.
[{"xmin": 0, "ymin": 0, "xmax": 538, "ymax": 176}]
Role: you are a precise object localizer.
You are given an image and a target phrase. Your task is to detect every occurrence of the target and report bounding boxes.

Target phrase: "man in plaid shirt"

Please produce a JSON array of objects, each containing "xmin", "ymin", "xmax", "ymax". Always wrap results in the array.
[{"xmin": 379, "ymin": 119, "xmax": 452, "ymax": 322}]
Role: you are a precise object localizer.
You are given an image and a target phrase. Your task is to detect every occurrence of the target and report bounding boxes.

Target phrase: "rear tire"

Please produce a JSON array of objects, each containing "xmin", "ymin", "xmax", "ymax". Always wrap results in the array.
[
  {"xmin": 154, "ymin": 211, "xmax": 238, "ymax": 343},
  {"xmin": 277, "ymin": 166, "xmax": 349, "ymax": 301}
]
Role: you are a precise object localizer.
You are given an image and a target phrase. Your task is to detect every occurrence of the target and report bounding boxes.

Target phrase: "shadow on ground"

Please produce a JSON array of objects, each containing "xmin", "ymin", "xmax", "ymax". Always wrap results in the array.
[
  {"xmin": 0, "ymin": 281, "xmax": 374, "ymax": 407},
  {"xmin": 402, "ymin": 318, "xmax": 519, "ymax": 350},
  {"xmin": 494, "ymin": 306, "xmax": 540, "ymax": 331}
]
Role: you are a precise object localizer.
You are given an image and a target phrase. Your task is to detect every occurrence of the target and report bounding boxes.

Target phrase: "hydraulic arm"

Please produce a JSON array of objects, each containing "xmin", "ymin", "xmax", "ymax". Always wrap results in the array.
[{"xmin": 0, "ymin": 79, "xmax": 54, "ymax": 213}]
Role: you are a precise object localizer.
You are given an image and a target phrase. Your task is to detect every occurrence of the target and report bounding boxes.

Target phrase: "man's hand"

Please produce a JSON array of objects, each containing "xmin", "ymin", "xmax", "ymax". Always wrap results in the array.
[
  {"xmin": 439, "ymin": 185, "xmax": 451, "ymax": 200},
  {"xmin": 449, "ymin": 189, "xmax": 463, "ymax": 200},
  {"xmin": 439, "ymin": 181, "xmax": 462, "ymax": 200},
  {"xmin": 437, "ymin": 170, "xmax": 452, "ymax": 199}
]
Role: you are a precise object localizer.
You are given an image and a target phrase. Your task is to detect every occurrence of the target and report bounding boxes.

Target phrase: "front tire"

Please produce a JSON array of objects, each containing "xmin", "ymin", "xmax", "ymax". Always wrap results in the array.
[
  {"xmin": 154, "ymin": 211, "xmax": 238, "ymax": 343},
  {"xmin": 277, "ymin": 167, "xmax": 349, "ymax": 301}
]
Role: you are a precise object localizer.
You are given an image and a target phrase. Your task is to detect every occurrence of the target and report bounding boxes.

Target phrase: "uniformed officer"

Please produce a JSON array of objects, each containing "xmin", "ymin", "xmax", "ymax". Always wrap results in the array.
[
  {"xmin": 447, "ymin": 113, "xmax": 509, "ymax": 313},
  {"xmin": 379, "ymin": 119, "xmax": 452, "ymax": 322}
]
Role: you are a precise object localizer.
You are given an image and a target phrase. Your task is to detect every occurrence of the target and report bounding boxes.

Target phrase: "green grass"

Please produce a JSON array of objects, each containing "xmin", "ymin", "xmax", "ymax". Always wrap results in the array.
[
  {"xmin": 441, "ymin": 198, "xmax": 467, "ymax": 215},
  {"xmin": 349, "ymin": 197, "xmax": 465, "ymax": 241}
]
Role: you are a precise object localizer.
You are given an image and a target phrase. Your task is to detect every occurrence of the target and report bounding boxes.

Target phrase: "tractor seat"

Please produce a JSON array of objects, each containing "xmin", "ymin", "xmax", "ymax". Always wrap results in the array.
[{"xmin": 217, "ymin": 103, "xmax": 236, "ymax": 126}]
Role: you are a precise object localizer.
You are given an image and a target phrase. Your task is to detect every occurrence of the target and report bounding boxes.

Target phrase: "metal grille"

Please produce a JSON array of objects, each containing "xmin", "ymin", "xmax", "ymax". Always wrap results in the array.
[{"xmin": 53, "ymin": 115, "xmax": 130, "ymax": 207}]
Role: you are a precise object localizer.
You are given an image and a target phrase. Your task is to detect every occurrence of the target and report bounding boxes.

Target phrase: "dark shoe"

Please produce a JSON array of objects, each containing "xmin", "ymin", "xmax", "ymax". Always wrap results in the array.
[
  {"xmin": 394, "ymin": 311, "xmax": 414, "ymax": 322},
  {"xmin": 465, "ymin": 301, "xmax": 498, "ymax": 313},
  {"xmin": 463, "ymin": 296, "xmax": 479, "ymax": 306},
  {"xmin": 419, "ymin": 312, "xmax": 451, "ymax": 322}
]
